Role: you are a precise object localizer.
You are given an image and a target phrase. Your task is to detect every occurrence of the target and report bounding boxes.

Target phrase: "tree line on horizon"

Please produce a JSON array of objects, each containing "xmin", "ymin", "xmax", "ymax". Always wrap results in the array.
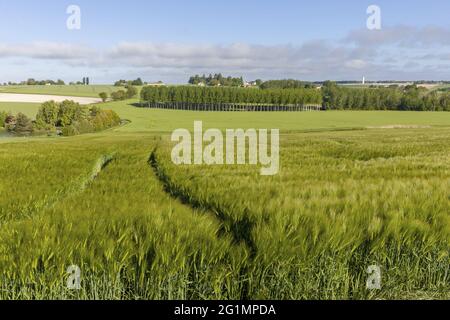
[
  {"xmin": 141, "ymin": 85, "xmax": 322, "ymax": 105},
  {"xmin": 1, "ymin": 79, "xmax": 66, "ymax": 86},
  {"xmin": 187, "ymin": 75, "xmax": 316, "ymax": 89},
  {"xmin": 322, "ymin": 81, "xmax": 450, "ymax": 111},
  {"xmin": 188, "ymin": 74, "xmax": 246, "ymax": 87},
  {"xmin": 259, "ymin": 79, "xmax": 316, "ymax": 89},
  {"xmin": 0, "ymin": 78, "xmax": 94, "ymax": 86},
  {"xmin": 114, "ymin": 78, "xmax": 144, "ymax": 86},
  {"xmin": 140, "ymin": 82, "xmax": 450, "ymax": 111}
]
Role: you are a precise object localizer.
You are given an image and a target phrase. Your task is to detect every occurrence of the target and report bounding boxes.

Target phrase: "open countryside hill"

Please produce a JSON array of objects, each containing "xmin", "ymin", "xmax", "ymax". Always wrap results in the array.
[
  {"xmin": 0, "ymin": 88, "xmax": 449, "ymax": 299},
  {"xmin": 0, "ymin": 85, "xmax": 124, "ymax": 98}
]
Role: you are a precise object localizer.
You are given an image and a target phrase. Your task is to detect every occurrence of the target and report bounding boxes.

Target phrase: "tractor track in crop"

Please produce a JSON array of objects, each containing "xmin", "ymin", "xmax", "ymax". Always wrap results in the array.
[
  {"xmin": 148, "ymin": 149, "xmax": 256, "ymax": 255},
  {"xmin": 148, "ymin": 149, "xmax": 257, "ymax": 298},
  {"xmin": 0, "ymin": 153, "xmax": 115, "ymax": 225}
]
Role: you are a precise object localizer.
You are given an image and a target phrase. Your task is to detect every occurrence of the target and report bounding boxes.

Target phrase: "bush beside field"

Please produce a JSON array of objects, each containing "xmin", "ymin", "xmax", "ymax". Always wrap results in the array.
[{"xmin": 1, "ymin": 100, "xmax": 121, "ymax": 137}]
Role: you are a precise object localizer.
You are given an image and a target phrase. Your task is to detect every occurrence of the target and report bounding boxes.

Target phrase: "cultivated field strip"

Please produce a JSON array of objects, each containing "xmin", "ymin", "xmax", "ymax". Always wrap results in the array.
[
  {"xmin": 0, "ymin": 129, "xmax": 448, "ymax": 299},
  {"xmin": 153, "ymin": 128, "xmax": 450, "ymax": 299},
  {"xmin": 0, "ymin": 138, "xmax": 248, "ymax": 299},
  {"xmin": 0, "ymin": 140, "xmax": 115, "ymax": 224}
]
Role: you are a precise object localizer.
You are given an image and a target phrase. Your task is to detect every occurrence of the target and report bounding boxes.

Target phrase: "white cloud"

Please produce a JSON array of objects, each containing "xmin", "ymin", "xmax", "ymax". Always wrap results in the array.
[
  {"xmin": 0, "ymin": 25, "xmax": 449, "ymax": 81},
  {"xmin": 344, "ymin": 59, "xmax": 367, "ymax": 69},
  {"xmin": 0, "ymin": 42, "xmax": 94, "ymax": 60}
]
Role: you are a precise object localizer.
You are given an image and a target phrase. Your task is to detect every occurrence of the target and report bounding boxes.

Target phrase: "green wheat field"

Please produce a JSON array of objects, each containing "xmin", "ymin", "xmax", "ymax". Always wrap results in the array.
[{"xmin": 0, "ymin": 94, "xmax": 449, "ymax": 300}]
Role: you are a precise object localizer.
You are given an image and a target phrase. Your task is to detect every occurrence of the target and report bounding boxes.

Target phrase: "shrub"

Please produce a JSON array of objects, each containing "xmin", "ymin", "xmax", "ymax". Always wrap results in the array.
[
  {"xmin": 90, "ymin": 106, "xmax": 101, "ymax": 117},
  {"xmin": 126, "ymin": 86, "xmax": 138, "ymax": 99},
  {"xmin": 4, "ymin": 115, "xmax": 16, "ymax": 131},
  {"xmin": 61, "ymin": 125, "xmax": 79, "ymax": 137},
  {"xmin": 60, "ymin": 109, "xmax": 120, "ymax": 136},
  {"xmin": 91, "ymin": 110, "xmax": 121, "ymax": 131},
  {"xmin": 111, "ymin": 90, "xmax": 127, "ymax": 101},
  {"xmin": 58, "ymin": 100, "xmax": 88, "ymax": 127},
  {"xmin": 131, "ymin": 78, "xmax": 143, "ymax": 86},
  {"xmin": 35, "ymin": 101, "xmax": 59, "ymax": 129},
  {"xmin": 0, "ymin": 111, "xmax": 8, "ymax": 128},
  {"xmin": 74, "ymin": 119, "xmax": 94, "ymax": 134},
  {"xmin": 34, "ymin": 125, "xmax": 57, "ymax": 136},
  {"xmin": 99, "ymin": 92, "xmax": 108, "ymax": 102},
  {"xmin": 14, "ymin": 113, "xmax": 33, "ymax": 135},
  {"xmin": 29, "ymin": 100, "xmax": 122, "ymax": 137}
]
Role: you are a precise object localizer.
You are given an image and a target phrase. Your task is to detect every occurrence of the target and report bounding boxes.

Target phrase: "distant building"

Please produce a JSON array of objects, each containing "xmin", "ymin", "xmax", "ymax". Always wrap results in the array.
[
  {"xmin": 147, "ymin": 81, "xmax": 166, "ymax": 87},
  {"xmin": 242, "ymin": 80, "xmax": 258, "ymax": 88}
]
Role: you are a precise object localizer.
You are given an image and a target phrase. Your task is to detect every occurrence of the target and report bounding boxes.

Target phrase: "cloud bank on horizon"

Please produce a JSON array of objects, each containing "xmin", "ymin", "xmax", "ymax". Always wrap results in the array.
[{"xmin": 0, "ymin": 1, "xmax": 449, "ymax": 83}]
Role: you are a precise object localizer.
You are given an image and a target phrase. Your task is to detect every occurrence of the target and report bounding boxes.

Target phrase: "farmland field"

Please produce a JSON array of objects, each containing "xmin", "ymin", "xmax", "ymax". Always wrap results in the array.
[
  {"xmin": 0, "ymin": 102, "xmax": 41, "ymax": 118},
  {"xmin": 0, "ymin": 85, "xmax": 126, "ymax": 98},
  {"xmin": 0, "ymin": 98, "xmax": 449, "ymax": 299}
]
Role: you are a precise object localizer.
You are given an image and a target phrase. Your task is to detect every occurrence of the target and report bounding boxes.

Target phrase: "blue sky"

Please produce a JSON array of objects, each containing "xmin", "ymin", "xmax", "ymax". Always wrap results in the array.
[{"xmin": 0, "ymin": 0, "xmax": 449, "ymax": 83}]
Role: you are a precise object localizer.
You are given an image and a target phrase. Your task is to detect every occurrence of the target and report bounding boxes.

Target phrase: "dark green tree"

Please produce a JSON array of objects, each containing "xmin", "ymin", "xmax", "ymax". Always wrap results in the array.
[{"xmin": 14, "ymin": 113, "xmax": 33, "ymax": 135}]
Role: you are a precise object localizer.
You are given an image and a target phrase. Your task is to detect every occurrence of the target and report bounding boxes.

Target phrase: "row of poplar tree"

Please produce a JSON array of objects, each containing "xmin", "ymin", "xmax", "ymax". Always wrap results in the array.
[
  {"xmin": 322, "ymin": 81, "xmax": 450, "ymax": 111},
  {"xmin": 140, "ymin": 83, "xmax": 450, "ymax": 111},
  {"xmin": 140, "ymin": 86, "xmax": 322, "ymax": 105}
]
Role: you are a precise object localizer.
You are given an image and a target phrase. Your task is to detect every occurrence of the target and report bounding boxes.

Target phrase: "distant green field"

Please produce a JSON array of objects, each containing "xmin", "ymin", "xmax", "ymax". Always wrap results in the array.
[
  {"xmin": 1, "ymin": 99, "xmax": 450, "ymax": 132},
  {"xmin": 0, "ymin": 85, "xmax": 130, "ymax": 98},
  {"xmin": 0, "ymin": 102, "xmax": 41, "ymax": 118},
  {"xmin": 105, "ymin": 100, "xmax": 450, "ymax": 132}
]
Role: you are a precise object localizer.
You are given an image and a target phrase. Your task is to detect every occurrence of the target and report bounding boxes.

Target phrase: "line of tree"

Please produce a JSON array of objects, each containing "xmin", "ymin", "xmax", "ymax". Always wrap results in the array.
[
  {"xmin": 140, "ymin": 83, "xmax": 450, "ymax": 111},
  {"xmin": 1, "ymin": 101, "xmax": 121, "ymax": 136},
  {"xmin": 322, "ymin": 81, "xmax": 450, "ymax": 111},
  {"xmin": 0, "ymin": 79, "xmax": 66, "ymax": 86},
  {"xmin": 141, "ymin": 86, "xmax": 322, "ymax": 105},
  {"xmin": 114, "ymin": 78, "xmax": 144, "ymax": 86},
  {"xmin": 67, "ymin": 78, "xmax": 90, "ymax": 85},
  {"xmin": 259, "ymin": 79, "xmax": 316, "ymax": 90},
  {"xmin": 188, "ymin": 74, "xmax": 245, "ymax": 87},
  {"xmin": 108, "ymin": 86, "xmax": 138, "ymax": 101}
]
